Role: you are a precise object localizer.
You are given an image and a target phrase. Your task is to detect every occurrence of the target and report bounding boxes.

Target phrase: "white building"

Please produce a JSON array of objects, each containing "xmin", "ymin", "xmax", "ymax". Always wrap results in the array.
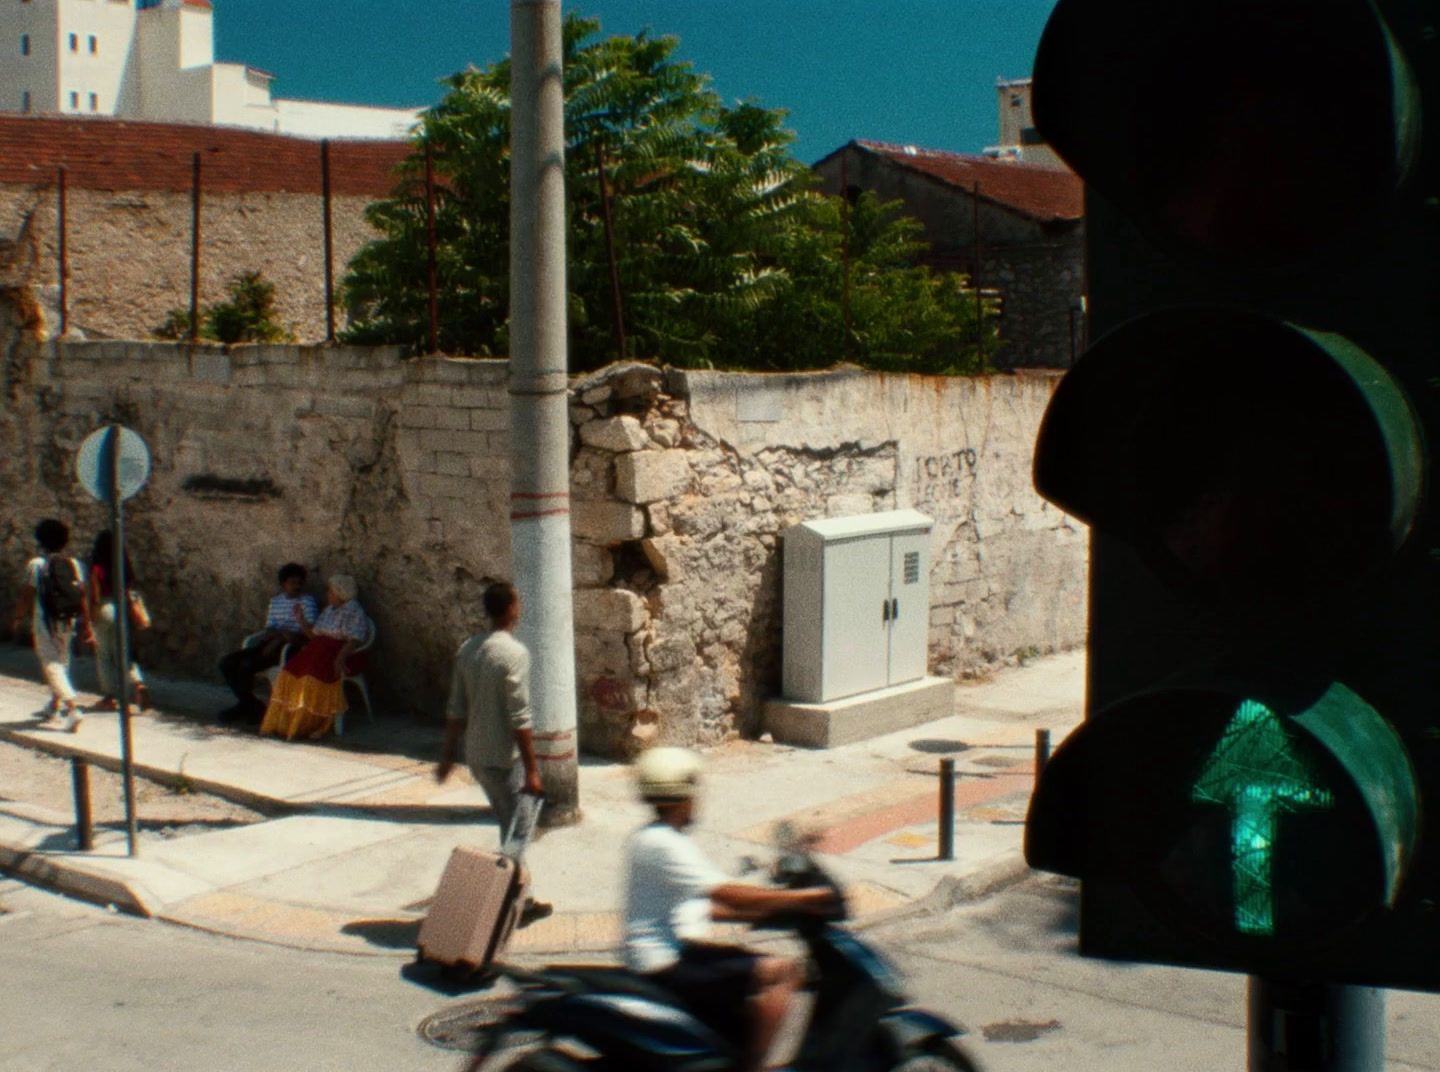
[{"xmin": 0, "ymin": 0, "xmax": 421, "ymax": 140}]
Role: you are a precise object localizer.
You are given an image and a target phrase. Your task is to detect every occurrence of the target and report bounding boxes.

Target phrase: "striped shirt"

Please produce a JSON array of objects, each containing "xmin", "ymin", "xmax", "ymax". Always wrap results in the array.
[
  {"xmin": 315, "ymin": 599, "xmax": 370, "ymax": 642},
  {"xmin": 265, "ymin": 593, "xmax": 318, "ymax": 632}
]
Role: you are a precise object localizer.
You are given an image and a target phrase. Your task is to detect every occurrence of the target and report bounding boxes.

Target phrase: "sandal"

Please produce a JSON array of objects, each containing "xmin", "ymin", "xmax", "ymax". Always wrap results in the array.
[{"xmin": 90, "ymin": 696, "xmax": 118, "ymax": 713}]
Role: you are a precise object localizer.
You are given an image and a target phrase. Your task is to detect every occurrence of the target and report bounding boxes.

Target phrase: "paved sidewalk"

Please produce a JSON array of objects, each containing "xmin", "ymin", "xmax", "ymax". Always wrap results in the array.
[{"xmin": 0, "ymin": 644, "xmax": 1083, "ymax": 959}]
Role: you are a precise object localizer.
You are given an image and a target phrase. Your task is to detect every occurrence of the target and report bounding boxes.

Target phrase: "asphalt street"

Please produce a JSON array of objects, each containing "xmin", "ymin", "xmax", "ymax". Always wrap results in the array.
[
  {"xmin": 876, "ymin": 875, "xmax": 1440, "ymax": 1072},
  {"xmin": 5, "ymin": 872, "xmax": 1439, "ymax": 1071}
]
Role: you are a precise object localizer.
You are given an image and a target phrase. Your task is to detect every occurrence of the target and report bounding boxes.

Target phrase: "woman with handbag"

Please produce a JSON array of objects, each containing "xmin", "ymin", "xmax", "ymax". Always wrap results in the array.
[{"xmin": 87, "ymin": 529, "xmax": 152, "ymax": 713}]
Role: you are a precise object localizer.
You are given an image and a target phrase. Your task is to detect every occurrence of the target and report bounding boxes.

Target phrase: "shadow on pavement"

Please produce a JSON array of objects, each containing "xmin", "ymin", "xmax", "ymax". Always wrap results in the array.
[
  {"xmin": 400, "ymin": 958, "xmax": 505, "ymax": 997},
  {"xmin": 342, "ymin": 916, "xmax": 421, "ymax": 950},
  {"xmin": 908, "ymin": 738, "xmax": 971, "ymax": 754}
]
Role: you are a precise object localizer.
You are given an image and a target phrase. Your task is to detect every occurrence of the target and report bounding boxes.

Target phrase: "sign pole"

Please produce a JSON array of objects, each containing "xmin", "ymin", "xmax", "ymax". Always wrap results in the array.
[
  {"xmin": 106, "ymin": 425, "xmax": 139, "ymax": 858},
  {"xmin": 1248, "ymin": 978, "xmax": 1385, "ymax": 1071}
]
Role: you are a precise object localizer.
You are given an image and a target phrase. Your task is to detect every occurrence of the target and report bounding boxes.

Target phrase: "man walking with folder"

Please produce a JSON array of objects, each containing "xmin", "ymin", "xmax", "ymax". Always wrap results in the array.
[{"xmin": 437, "ymin": 581, "xmax": 551, "ymax": 922}]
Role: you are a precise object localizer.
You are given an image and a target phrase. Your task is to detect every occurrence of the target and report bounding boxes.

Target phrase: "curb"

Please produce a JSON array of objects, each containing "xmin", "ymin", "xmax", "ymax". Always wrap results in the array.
[{"xmin": 0, "ymin": 839, "xmax": 153, "ymax": 918}]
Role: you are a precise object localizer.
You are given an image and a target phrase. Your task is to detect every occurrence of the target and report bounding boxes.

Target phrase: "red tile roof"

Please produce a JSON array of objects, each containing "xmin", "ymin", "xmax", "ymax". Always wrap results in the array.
[
  {"xmin": 849, "ymin": 140, "xmax": 1082, "ymax": 223},
  {"xmin": 0, "ymin": 115, "xmax": 410, "ymax": 197}
]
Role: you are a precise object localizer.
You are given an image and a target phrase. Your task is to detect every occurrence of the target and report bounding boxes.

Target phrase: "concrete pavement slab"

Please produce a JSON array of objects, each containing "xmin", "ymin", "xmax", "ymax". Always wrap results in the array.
[{"xmin": 0, "ymin": 648, "xmax": 1087, "ymax": 958}]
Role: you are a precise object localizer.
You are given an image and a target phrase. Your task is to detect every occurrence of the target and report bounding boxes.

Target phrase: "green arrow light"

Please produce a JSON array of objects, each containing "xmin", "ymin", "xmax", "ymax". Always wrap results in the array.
[{"xmin": 1192, "ymin": 700, "xmax": 1334, "ymax": 936}]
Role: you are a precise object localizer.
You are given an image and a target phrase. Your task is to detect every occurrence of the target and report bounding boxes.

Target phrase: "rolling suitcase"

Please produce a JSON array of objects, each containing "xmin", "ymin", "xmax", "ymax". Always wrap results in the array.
[{"xmin": 417, "ymin": 793, "xmax": 543, "ymax": 975}]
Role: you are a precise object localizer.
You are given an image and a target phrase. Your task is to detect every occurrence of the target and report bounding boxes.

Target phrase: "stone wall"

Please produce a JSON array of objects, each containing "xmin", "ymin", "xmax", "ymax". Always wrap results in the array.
[
  {"xmin": 0, "ymin": 184, "xmax": 380, "ymax": 344},
  {"xmin": 0, "ymin": 332, "xmax": 1087, "ymax": 753},
  {"xmin": 565, "ymin": 364, "xmax": 1088, "ymax": 754},
  {"xmin": 0, "ymin": 115, "xmax": 410, "ymax": 344},
  {"xmin": 0, "ymin": 339, "xmax": 513, "ymax": 718}
]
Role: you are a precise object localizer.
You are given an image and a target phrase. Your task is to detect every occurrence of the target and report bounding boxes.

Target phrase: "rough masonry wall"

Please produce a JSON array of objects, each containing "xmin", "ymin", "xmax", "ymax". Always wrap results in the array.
[
  {"xmin": 0, "ymin": 183, "xmax": 379, "ymax": 343},
  {"xmin": 0, "ymin": 336, "xmax": 1086, "ymax": 754},
  {"xmin": 565, "ymin": 364, "xmax": 1088, "ymax": 755},
  {"xmin": 0, "ymin": 339, "xmax": 513, "ymax": 716},
  {"xmin": 980, "ymin": 227, "xmax": 1087, "ymax": 371}
]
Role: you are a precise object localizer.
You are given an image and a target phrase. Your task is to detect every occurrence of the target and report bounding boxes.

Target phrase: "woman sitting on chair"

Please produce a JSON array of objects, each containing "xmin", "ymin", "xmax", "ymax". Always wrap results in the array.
[{"xmin": 259, "ymin": 573, "xmax": 371, "ymax": 741}]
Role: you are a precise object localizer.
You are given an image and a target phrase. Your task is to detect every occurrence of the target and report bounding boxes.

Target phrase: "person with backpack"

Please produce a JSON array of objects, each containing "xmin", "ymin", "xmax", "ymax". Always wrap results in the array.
[
  {"xmin": 87, "ymin": 529, "xmax": 151, "ymax": 713},
  {"xmin": 9, "ymin": 518, "xmax": 90, "ymax": 731}
]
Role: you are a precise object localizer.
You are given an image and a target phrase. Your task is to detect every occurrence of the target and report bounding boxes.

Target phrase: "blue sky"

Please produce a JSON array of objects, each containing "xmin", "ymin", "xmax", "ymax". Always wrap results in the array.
[{"xmin": 215, "ymin": 1, "xmax": 1058, "ymax": 164}]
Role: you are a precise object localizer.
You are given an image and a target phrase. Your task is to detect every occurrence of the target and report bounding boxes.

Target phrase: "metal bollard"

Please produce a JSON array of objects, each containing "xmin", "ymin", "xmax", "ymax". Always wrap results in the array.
[
  {"xmin": 938, "ymin": 757, "xmax": 956, "ymax": 860},
  {"xmin": 70, "ymin": 757, "xmax": 94, "ymax": 852},
  {"xmin": 1035, "ymin": 729, "xmax": 1052, "ymax": 773}
]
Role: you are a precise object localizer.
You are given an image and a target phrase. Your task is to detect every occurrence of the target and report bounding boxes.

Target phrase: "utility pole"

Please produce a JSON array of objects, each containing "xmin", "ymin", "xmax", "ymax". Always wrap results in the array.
[{"xmin": 509, "ymin": 0, "xmax": 579, "ymax": 823}]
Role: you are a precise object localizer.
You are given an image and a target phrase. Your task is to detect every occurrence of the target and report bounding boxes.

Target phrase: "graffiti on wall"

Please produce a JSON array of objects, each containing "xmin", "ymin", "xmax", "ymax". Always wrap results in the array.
[{"xmin": 912, "ymin": 448, "xmax": 978, "ymax": 501}]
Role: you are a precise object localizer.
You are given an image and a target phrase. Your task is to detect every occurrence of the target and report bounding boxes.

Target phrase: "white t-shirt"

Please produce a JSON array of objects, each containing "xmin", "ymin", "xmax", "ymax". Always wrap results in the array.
[
  {"xmin": 623, "ymin": 821, "xmax": 728, "ymax": 973},
  {"xmin": 25, "ymin": 555, "xmax": 85, "ymax": 633}
]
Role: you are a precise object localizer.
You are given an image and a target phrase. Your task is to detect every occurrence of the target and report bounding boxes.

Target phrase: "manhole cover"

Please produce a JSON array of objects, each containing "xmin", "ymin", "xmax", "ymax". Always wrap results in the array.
[
  {"xmin": 981, "ymin": 1019, "xmax": 1062, "ymax": 1043},
  {"xmin": 417, "ymin": 997, "xmax": 538, "ymax": 1053}
]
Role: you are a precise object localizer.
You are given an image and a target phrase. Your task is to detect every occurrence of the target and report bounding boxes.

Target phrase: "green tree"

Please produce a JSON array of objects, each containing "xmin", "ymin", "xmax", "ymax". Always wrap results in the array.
[
  {"xmin": 342, "ymin": 13, "xmax": 993, "ymax": 374},
  {"xmin": 154, "ymin": 271, "xmax": 293, "ymax": 344}
]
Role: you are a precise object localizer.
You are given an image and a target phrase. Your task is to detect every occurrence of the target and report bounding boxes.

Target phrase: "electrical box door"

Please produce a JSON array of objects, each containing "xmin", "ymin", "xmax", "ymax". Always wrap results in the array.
[
  {"xmin": 819, "ymin": 536, "xmax": 892, "ymax": 700},
  {"xmin": 887, "ymin": 530, "xmax": 930, "ymax": 687}
]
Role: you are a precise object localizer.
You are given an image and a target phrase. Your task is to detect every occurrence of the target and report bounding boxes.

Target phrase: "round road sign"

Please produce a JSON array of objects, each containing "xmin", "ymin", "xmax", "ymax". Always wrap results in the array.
[{"xmin": 76, "ymin": 425, "xmax": 151, "ymax": 504}]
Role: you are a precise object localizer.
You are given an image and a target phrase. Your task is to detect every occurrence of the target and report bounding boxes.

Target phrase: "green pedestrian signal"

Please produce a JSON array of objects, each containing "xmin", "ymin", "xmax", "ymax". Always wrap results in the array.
[{"xmin": 1192, "ymin": 700, "xmax": 1336, "ymax": 938}]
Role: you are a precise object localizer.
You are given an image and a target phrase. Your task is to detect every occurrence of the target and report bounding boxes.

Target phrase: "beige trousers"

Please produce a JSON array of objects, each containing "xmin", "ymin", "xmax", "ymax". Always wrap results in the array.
[{"xmin": 33, "ymin": 618, "xmax": 78, "ymax": 705}]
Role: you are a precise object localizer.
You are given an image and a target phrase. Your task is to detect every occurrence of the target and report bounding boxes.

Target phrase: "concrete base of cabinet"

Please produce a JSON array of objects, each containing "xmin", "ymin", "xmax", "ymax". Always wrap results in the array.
[{"xmin": 763, "ymin": 676, "xmax": 953, "ymax": 749}]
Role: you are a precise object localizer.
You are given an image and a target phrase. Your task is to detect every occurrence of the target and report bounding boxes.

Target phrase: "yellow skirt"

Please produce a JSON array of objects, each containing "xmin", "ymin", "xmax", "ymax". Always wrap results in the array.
[{"xmin": 259, "ymin": 670, "xmax": 345, "ymax": 741}]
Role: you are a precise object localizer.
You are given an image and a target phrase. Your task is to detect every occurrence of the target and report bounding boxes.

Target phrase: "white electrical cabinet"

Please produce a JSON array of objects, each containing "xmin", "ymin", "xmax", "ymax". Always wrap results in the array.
[{"xmin": 782, "ymin": 510, "xmax": 934, "ymax": 703}]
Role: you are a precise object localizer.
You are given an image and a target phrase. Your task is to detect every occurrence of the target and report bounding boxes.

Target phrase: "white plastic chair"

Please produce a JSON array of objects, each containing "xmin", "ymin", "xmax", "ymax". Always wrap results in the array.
[{"xmin": 335, "ymin": 617, "xmax": 377, "ymax": 737}]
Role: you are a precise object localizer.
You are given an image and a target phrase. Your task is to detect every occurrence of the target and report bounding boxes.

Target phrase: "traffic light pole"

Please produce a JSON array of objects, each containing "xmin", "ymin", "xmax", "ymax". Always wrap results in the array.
[{"xmin": 1248, "ymin": 979, "xmax": 1385, "ymax": 1072}]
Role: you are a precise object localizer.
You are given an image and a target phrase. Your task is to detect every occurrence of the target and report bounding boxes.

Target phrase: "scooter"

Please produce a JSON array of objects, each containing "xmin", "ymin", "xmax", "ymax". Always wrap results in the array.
[{"xmin": 464, "ymin": 834, "xmax": 980, "ymax": 1072}]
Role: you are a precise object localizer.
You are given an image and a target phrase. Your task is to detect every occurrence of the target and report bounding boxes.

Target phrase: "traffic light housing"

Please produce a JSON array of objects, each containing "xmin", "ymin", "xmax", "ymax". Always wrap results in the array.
[{"xmin": 1023, "ymin": 0, "xmax": 1440, "ymax": 990}]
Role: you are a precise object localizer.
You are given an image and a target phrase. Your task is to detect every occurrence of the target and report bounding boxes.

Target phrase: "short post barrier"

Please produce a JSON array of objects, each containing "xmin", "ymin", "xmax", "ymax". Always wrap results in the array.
[
  {"xmin": 70, "ymin": 757, "xmax": 94, "ymax": 852},
  {"xmin": 1035, "ymin": 729, "xmax": 1052, "ymax": 773},
  {"xmin": 938, "ymin": 757, "xmax": 956, "ymax": 861}
]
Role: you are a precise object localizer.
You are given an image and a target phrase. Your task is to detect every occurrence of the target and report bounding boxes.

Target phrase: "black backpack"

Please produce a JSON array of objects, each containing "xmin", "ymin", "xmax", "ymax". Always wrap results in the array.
[{"xmin": 39, "ymin": 554, "xmax": 85, "ymax": 629}]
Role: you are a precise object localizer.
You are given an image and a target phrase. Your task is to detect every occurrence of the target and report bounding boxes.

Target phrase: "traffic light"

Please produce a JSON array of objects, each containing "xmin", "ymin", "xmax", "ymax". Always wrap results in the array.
[{"xmin": 1023, "ymin": 0, "xmax": 1440, "ymax": 991}]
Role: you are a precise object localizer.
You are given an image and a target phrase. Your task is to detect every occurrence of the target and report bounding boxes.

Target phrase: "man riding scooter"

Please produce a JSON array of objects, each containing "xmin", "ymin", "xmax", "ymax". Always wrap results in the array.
[{"xmin": 624, "ymin": 747, "xmax": 840, "ymax": 1072}]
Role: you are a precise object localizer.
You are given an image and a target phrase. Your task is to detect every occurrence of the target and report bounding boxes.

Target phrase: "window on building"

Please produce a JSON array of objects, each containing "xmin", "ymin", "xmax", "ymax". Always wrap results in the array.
[
  {"xmin": 21, "ymin": 91, "xmax": 31, "ymax": 114},
  {"xmin": 69, "ymin": 33, "xmax": 78, "ymax": 52},
  {"xmin": 69, "ymin": 90, "xmax": 79, "ymax": 110},
  {"xmin": 88, "ymin": 36, "xmax": 97, "ymax": 54},
  {"xmin": 20, "ymin": 34, "xmax": 30, "ymax": 56},
  {"xmin": 89, "ymin": 92, "xmax": 98, "ymax": 111}
]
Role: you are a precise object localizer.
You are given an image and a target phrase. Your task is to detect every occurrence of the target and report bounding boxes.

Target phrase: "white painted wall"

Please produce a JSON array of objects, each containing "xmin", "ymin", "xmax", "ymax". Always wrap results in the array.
[
  {"xmin": 0, "ymin": 0, "xmax": 420, "ymax": 140},
  {"xmin": 273, "ymin": 98, "xmax": 420, "ymax": 140},
  {"xmin": 57, "ymin": 0, "xmax": 139, "ymax": 115},
  {"xmin": 209, "ymin": 63, "xmax": 278, "ymax": 130},
  {"xmin": 136, "ymin": 8, "xmax": 211, "ymax": 124},
  {"xmin": 175, "ymin": 2, "xmax": 210, "ymax": 68},
  {"xmin": 0, "ymin": 0, "xmax": 60, "ymax": 113}
]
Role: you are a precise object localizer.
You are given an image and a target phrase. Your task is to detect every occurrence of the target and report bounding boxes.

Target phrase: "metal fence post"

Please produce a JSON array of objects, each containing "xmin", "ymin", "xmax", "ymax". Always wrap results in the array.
[
  {"xmin": 938, "ymin": 757, "xmax": 956, "ymax": 860},
  {"xmin": 70, "ymin": 757, "xmax": 93, "ymax": 851}
]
